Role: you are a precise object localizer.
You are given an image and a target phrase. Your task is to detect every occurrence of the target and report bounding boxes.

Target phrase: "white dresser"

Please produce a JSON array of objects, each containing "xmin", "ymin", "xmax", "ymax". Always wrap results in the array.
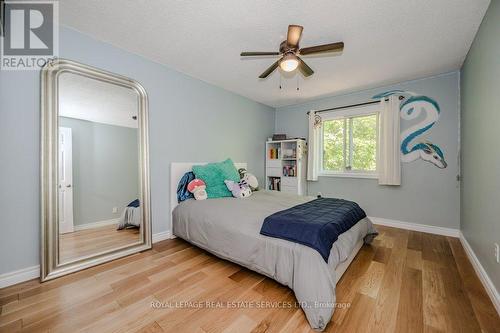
[{"xmin": 265, "ymin": 139, "xmax": 307, "ymax": 195}]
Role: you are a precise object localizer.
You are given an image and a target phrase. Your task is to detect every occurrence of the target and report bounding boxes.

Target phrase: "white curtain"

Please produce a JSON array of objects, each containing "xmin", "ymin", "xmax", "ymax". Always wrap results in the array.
[
  {"xmin": 378, "ymin": 95, "xmax": 401, "ymax": 185},
  {"xmin": 307, "ymin": 111, "xmax": 321, "ymax": 181}
]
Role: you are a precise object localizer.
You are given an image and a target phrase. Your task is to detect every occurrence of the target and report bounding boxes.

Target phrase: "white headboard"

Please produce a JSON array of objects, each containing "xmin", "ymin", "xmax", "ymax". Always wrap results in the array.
[{"xmin": 170, "ymin": 162, "xmax": 247, "ymax": 213}]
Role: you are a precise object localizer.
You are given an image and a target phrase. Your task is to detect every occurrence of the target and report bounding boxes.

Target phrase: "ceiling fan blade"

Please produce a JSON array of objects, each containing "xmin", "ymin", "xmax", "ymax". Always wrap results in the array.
[
  {"xmin": 259, "ymin": 60, "xmax": 280, "ymax": 78},
  {"xmin": 297, "ymin": 57, "xmax": 314, "ymax": 77},
  {"xmin": 241, "ymin": 51, "xmax": 280, "ymax": 56},
  {"xmin": 300, "ymin": 42, "xmax": 344, "ymax": 55},
  {"xmin": 287, "ymin": 25, "xmax": 303, "ymax": 47}
]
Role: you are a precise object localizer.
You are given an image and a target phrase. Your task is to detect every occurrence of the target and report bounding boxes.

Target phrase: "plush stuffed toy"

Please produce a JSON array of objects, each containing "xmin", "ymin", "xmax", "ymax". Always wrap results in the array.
[
  {"xmin": 225, "ymin": 179, "xmax": 252, "ymax": 198},
  {"xmin": 242, "ymin": 173, "xmax": 258, "ymax": 191},
  {"xmin": 237, "ymin": 168, "xmax": 247, "ymax": 178},
  {"xmin": 187, "ymin": 179, "xmax": 207, "ymax": 200},
  {"xmin": 237, "ymin": 168, "xmax": 259, "ymax": 191}
]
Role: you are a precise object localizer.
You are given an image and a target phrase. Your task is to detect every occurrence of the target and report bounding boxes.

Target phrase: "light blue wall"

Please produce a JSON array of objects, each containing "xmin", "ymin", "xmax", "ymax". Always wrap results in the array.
[
  {"xmin": 275, "ymin": 72, "xmax": 460, "ymax": 228},
  {"xmin": 59, "ymin": 117, "xmax": 139, "ymax": 226},
  {"xmin": 0, "ymin": 26, "xmax": 274, "ymax": 274},
  {"xmin": 461, "ymin": 1, "xmax": 500, "ymax": 291}
]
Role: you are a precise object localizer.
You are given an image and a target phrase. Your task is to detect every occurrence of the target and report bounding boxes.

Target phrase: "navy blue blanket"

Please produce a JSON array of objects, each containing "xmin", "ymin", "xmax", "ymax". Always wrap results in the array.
[
  {"xmin": 127, "ymin": 199, "xmax": 140, "ymax": 208},
  {"xmin": 260, "ymin": 198, "xmax": 367, "ymax": 262}
]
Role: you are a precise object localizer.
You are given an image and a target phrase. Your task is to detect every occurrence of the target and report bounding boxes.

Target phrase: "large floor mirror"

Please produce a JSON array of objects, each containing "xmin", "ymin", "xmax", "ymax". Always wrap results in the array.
[{"xmin": 41, "ymin": 59, "xmax": 151, "ymax": 281}]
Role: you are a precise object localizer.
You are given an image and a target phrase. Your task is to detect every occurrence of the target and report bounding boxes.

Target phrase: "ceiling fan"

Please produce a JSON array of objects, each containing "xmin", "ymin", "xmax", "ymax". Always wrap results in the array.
[{"xmin": 240, "ymin": 25, "xmax": 344, "ymax": 79}]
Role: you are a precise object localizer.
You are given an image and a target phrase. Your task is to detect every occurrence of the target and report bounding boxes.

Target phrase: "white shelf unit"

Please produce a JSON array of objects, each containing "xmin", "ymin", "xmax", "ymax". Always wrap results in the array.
[{"xmin": 265, "ymin": 139, "xmax": 307, "ymax": 195}]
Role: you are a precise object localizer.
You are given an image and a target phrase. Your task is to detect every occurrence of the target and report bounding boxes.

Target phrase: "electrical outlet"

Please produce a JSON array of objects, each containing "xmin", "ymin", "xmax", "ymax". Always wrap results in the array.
[
  {"xmin": 495, "ymin": 243, "xmax": 499, "ymax": 264},
  {"xmin": 112, "ymin": 207, "xmax": 118, "ymax": 214}
]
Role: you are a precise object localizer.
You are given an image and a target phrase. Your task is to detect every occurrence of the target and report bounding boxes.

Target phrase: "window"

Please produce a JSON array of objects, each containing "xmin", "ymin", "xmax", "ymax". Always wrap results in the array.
[{"xmin": 320, "ymin": 105, "xmax": 379, "ymax": 177}]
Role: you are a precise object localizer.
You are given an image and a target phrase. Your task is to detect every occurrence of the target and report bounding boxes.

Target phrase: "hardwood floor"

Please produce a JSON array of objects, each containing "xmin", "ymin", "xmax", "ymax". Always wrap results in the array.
[
  {"xmin": 59, "ymin": 224, "xmax": 140, "ymax": 263},
  {"xmin": 1, "ymin": 225, "xmax": 498, "ymax": 332}
]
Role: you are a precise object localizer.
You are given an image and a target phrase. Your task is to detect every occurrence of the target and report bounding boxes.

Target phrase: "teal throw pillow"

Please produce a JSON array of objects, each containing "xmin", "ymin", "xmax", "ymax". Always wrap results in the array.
[{"xmin": 192, "ymin": 159, "xmax": 240, "ymax": 198}]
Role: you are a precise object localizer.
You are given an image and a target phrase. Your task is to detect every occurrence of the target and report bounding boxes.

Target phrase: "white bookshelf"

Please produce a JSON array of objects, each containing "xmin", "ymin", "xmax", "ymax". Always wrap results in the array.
[{"xmin": 265, "ymin": 139, "xmax": 307, "ymax": 195}]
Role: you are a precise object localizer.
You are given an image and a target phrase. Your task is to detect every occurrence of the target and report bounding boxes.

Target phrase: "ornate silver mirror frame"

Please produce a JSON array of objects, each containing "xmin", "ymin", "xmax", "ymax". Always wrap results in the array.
[{"xmin": 40, "ymin": 58, "xmax": 151, "ymax": 281}]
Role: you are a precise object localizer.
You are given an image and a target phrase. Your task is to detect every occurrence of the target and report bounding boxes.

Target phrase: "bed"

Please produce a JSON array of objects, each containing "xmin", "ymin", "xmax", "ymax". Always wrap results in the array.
[
  {"xmin": 117, "ymin": 200, "xmax": 141, "ymax": 230},
  {"xmin": 170, "ymin": 163, "xmax": 377, "ymax": 330}
]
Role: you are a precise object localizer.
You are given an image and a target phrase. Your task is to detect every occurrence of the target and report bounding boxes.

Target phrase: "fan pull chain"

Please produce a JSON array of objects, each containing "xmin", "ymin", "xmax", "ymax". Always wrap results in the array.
[
  {"xmin": 279, "ymin": 73, "xmax": 282, "ymax": 90},
  {"xmin": 296, "ymin": 75, "xmax": 300, "ymax": 91}
]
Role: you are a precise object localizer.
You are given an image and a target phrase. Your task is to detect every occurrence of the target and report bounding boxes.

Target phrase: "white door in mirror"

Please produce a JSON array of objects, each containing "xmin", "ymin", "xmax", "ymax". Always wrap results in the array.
[
  {"xmin": 58, "ymin": 127, "xmax": 74, "ymax": 234},
  {"xmin": 495, "ymin": 243, "xmax": 499, "ymax": 264}
]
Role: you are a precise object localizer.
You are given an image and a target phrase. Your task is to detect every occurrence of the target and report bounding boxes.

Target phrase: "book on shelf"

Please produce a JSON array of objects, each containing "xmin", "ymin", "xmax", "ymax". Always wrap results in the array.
[
  {"xmin": 282, "ymin": 165, "xmax": 296, "ymax": 177},
  {"xmin": 268, "ymin": 177, "xmax": 281, "ymax": 191},
  {"xmin": 268, "ymin": 148, "xmax": 280, "ymax": 159}
]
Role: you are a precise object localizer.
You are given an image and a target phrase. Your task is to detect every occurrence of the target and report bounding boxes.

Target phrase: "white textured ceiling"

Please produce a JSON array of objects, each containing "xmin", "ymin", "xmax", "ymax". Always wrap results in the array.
[
  {"xmin": 59, "ymin": 0, "xmax": 490, "ymax": 107},
  {"xmin": 59, "ymin": 73, "xmax": 138, "ymax": 128}
]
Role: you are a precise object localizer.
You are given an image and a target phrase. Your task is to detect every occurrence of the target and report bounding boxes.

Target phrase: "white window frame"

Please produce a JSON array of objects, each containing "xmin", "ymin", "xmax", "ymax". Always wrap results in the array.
[{"xmin": 319, "ymin": 104, "xmax": 380, "ymax": 179}]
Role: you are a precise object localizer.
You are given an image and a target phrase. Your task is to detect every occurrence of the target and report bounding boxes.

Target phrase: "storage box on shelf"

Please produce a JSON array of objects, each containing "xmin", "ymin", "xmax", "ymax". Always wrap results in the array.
[{"xmin": 265, "ymin": 139, "xmax": 306, "ymax": 195}]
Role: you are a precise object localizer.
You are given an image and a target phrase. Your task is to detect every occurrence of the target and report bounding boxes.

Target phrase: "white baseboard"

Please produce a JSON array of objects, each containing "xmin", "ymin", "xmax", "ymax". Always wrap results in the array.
[
  {"xmin": 73, "ymin": 218, "xmax": 120, "ymax": 231},
  {"xmin": 152, "ymin": 230, "xmax": 174, "ymax": 243},
  {"xmin": 459, "ymin": 232, "xmax": 500, "ymax": 316},
  {"xmin": 0, "ymin": 230, "xmax": 175, "ymax": 289},
  {"xmin": 0, "ymin": 265, "xmax": 40, "ymax": 289},
  {"xmin": 369, "ymin": 216, "xmax": 460, "ymax": 237}
]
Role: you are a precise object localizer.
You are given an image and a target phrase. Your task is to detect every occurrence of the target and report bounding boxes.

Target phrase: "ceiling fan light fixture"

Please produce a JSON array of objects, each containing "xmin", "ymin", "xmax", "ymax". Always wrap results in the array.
[
  {"xmin": 242, "ymin": 25, "xmax": 342, "ymax": 78},
  {"xmin": 279, "ymin": 53, "xmax": 299, "ymax": 72}
]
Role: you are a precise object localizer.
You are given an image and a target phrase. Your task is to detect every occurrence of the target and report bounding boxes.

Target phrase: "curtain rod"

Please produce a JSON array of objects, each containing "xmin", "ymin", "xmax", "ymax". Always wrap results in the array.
[{"xmin": 307, "ymin": 95, "xmax": 404, "ymax": 115}]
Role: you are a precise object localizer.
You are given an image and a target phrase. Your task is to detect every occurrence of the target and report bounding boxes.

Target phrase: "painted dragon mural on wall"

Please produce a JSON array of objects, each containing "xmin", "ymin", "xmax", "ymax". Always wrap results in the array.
[{"xmin": 373, "ymin": 90, "xmax": 447, "ymax": 169}]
